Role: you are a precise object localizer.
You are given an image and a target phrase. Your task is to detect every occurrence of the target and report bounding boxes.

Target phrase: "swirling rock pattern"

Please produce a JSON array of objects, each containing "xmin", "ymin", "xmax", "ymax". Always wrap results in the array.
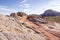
[
  {"xmin": 0, "ymin": 14, "xmax": 46, "ymax": 40},
  {"xmin": 0, "ymin": 13, "xmax": 60, "ymax": 40}
]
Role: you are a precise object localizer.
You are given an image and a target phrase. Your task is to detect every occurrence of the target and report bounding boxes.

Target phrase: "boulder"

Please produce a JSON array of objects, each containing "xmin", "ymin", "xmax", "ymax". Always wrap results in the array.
[
  {"xmin": 17, "ymin": 12, "xmax": 27, "ymax": 18},
  {"xmin": 10, "ymin": 13, "xmax": 16, "ymax": 17}
]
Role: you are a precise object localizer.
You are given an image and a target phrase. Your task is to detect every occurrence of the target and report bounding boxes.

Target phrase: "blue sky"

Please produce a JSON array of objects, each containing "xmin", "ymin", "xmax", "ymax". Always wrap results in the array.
[{"xmin": 0, "ymin": 0, "xmax": 60, "ymax": 15}]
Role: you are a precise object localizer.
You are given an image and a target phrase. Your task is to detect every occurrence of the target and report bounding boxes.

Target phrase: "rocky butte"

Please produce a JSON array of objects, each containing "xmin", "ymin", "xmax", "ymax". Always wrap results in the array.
[{"xmin": 0, "ymin": 11, "xmax": 60, "ymax": 40}]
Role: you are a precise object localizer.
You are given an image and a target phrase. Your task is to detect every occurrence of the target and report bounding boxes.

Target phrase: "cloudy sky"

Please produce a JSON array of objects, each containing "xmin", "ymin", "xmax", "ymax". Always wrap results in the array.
[{"xmin": 0, "ymin": 0, "xmax": 60, "ymax": 15}]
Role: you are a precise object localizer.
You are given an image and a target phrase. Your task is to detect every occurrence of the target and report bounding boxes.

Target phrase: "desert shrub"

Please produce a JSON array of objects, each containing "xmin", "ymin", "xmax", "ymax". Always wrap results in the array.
[{"xmin": 45, "ymin": 16, "xmax": 60, "ymax": 22}]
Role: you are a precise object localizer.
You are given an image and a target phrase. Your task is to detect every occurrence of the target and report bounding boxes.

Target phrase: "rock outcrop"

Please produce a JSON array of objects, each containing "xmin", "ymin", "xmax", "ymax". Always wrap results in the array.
[
  {"xmin": 17, "ymin": 12, "xmax": 27, "ymax": 18},
  {"xmin": 27, "ymin": 14, "xmax": 47, "ymax": 24},
  {"xmin": 0, "ymin": 14, "xmax": 46, "ymax": 40},
  {"xmin": 0, "ymin": 13, "xmax": 60, "ymax": 40}
]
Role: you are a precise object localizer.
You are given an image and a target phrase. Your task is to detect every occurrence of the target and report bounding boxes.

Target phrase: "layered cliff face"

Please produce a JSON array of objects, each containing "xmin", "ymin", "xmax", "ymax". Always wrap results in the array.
[{"xmin": 0, "ymin": 12, "xmax": 60, "ymax": 40}]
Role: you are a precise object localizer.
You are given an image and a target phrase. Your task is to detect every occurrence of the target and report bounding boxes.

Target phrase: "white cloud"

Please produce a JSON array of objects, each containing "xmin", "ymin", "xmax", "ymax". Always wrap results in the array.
[
  {"xmin": 24, "ymin": 4, "xmax": 30, "ymax": 8},
  {"xmin": 0, "ymin": 5, "xmax": 17, "ymax": 14},
  {"xmin": 0, "ymin": 5, "xmax": 7, "ymax": 8},
  {"xmin": 48, "ymin": 0, "xmax": 60, "ymax": 11},
  {"xmin": 37, "ymin": 0, "xmax": 60, "ymax": 14},
  {"xmin": 19, "ymin": 5, "xmax": 23, "ymax": 7},
  {"xmin": 23, "ymin": 3, "xmax": 30, "ymax": 14},
  {"xmin": 21, "ymin": 0, "xmax": 27, "ymax": 3},
  {"xmin": 23, "ymin": 8, "xmax": 31, "ymax": 12},
  {"xmin": 49, "ymin": 0, "xmax": 60, "ymax": 10},
  {"xmin": 19, "ymin": 0, "xmax": 31, "ymax": 14},
  {"xmin": 0, "ymin": 5, "xmax": 17, "ymax": 12}
]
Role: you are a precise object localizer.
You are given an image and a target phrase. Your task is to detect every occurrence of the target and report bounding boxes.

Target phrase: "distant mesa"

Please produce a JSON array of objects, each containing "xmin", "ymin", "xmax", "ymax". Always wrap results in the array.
[{"xmin": 40, "ymin": 9, "xmax": 60, "ymax": 17}]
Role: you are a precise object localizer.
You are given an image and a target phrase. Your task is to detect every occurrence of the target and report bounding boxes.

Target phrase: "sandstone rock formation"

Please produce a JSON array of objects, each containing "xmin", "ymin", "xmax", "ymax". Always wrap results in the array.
[
  {"xmin": 0, "ymin": 13, "xmax": 60, "ymax": 40},
  {"xmin": 0, "ymin": 14, "xmax": 46, "ymax": 40},
  {"xmin": 17, "ymin": 12, "xmax": 27, "ymax": 18},
  {"xmin": 10, "ymin": 13, "xmax": 16, "ymax": 17},
  {"xmin": 27, "ymin": 14, "xmax": 47, "ymax": 24}
]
